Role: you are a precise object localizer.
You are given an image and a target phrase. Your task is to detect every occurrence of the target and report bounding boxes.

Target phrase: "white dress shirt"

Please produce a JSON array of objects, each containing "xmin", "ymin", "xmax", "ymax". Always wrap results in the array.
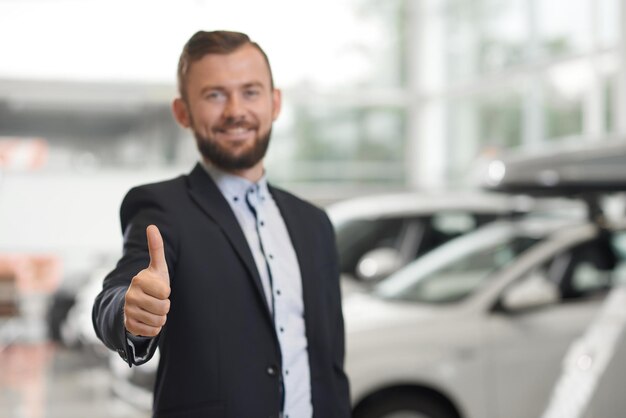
[{"xmin": 203, "ymin": 163, "xmax": 313, "ymax": 418}]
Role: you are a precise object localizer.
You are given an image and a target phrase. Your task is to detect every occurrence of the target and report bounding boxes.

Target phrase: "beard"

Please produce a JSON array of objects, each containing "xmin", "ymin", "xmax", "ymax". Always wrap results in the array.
[{"xmin": 193, "ymin": 119, "xmax": 272, "ymax": 171}]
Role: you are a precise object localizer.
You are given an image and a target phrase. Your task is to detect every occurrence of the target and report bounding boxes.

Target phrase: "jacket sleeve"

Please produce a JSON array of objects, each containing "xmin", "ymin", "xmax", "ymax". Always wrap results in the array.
[{"xmin": 92, "ymin": 185, "xmax": 178, "ymax": 366}]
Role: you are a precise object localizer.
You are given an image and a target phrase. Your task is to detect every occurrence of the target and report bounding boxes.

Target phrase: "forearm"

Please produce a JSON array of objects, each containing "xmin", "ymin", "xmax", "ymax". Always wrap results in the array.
[
  {"xmin": 92, "ymin": 284, "xmax": 132, "ymax": 364},
  {"xmin": 92, "ymin": 186, "xmax": 176, "ymax": 366},
  {"xmin": 93, "ymin": 279, "xmax": 160, "ymax": 366}
]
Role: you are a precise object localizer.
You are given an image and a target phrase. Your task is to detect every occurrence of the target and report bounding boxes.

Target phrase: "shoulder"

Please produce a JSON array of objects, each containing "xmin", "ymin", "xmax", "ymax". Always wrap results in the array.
[
  {"xmin": 120, "ymin": 175, "xmax": 187, "ymax": 220},
  {"xmin": 123, "ymin": 175, "xmax": 186, "ymax": 203},
  {"xmin": 126, "ymin": 175, "xmax": 186, "ymax": 197}
]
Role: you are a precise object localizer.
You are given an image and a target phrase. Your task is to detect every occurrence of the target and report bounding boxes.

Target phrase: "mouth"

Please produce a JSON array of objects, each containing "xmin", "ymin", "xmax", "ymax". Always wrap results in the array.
[{"xmin": 215, "ymin": 126, "xmax": 256, "ymax": 142}]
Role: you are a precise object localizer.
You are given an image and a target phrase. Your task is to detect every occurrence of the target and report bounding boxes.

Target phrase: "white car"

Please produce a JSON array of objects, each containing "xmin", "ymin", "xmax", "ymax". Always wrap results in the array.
[
  {"xmin": 327, "ymin": 191, "xmax": 540, "ymax": 284},
  {"xmin": 345, "ymin": 214, "xmax": 626, "ymax": 418}
]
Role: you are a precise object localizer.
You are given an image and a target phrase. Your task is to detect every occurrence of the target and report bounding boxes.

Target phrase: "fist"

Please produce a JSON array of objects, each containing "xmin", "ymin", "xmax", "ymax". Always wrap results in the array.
[{"xmin": 124, "ymin": 225, "xmax": 171, "ymax": 337}]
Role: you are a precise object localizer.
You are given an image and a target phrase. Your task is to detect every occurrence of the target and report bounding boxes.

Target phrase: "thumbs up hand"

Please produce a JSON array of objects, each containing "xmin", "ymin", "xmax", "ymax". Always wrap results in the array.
[{"xmin": 124, "ymin": 225, "xmax": 171, "ymax": 337}]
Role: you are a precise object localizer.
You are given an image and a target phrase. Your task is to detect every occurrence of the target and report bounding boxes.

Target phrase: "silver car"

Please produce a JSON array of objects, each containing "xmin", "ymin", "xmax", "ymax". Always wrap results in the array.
[
  {"xmin": 346, "ymin": 214, "xmax": 626, "ymax": 418},
  {"xmin": 327, "ymin": 191, "xmax": 538, "ymax": 284}
]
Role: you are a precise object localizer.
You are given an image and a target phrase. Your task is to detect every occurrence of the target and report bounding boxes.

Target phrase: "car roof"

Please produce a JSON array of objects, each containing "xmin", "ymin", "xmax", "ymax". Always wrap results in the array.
[
  {"xmin": 326, "ymin": 190, "xmax": 528, "ymax": 224},
  {"xmin": 325, "ymin": 189, "xmax": 588, "ymax": 226}
]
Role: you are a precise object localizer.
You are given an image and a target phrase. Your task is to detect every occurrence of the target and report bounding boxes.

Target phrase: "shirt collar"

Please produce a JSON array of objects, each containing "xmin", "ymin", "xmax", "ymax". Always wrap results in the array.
[{"xmin": 200, "ymin": 161, "xmax": 269, "ymax": 204}]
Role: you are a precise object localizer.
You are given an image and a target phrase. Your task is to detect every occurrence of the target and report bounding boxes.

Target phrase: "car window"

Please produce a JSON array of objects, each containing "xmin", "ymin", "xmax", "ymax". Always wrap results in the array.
[
  {"xmin": 336, "ymin": 212, "xmax": 502, "ymax": 279},
  {"xmin": 423, "ymin": 212, "xmax": 500, "ymax": 255},
  {"xmin": 335, "ymin": 218, "xmax": 407, "ymax": 275},
  {"xmin": 430, "ymin": 212, "xmax": 476, "ymax": 235},
  {"xmin": 610, "ymin": 231, "xmax": 626, "ymax": 285},
  {"xmin": 504, "ymin": 230, "xmax": 626, "ymax": 309},
  {"xmin": 377, "ymin": 235, "xmax": 538, "ymax": 304},
  {"xmin": 549, "ymin": 233, "xmax": 619, "ymax": 300},
  {"xmin": 422, "ymin": 213, "xmax": 476, "ymax": 254},
  {"xmin": 571, "ymin": 263, "xmax": 611, "ymax": 293}
]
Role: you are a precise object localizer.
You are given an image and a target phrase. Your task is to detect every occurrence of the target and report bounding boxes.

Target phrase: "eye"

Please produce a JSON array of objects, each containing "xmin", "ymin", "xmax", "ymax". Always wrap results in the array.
[
  {"xmin": 243, "ymin": 88, "xmax": 260, "ymax": 99},
  {"xmin": 204, "ymin": 91, "xmax": 226, "ymax": 102}
]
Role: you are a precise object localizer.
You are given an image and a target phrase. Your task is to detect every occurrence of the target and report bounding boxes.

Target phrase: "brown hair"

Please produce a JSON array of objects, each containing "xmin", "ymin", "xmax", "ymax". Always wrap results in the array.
[{"xmin": 177, "ymin": 30, "xmax": 274, "ymax": 99}]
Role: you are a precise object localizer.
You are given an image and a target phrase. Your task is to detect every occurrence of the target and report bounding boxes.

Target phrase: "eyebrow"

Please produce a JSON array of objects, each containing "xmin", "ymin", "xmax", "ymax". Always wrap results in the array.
[
  {"xmin": 242, "ymin": 81, "xmax": 264, "ymax": 89},
  {"xmin": 199, "ymin": 81, "xmax": 266, "ymax": 95}
]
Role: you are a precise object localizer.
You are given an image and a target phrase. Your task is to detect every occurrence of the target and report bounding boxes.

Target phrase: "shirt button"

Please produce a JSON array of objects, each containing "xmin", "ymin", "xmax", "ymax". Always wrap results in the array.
[
  {"xmin": 260, "ymin": 220, "xmax": 265, "ymax": 226},
  {"xmin": 276, "ymin": 289, "xmax": 281, "ymax": 296},
  {"xmin": 268, "ymin": 254, "xmax": 274, "ymax": 260},
  {"xmin": 279, "ymin": 327, "xmax": 284, "ymax": 333},
  {"xmin": 266, "ymin": 366, "xmax": 277, "ymax": 376}
]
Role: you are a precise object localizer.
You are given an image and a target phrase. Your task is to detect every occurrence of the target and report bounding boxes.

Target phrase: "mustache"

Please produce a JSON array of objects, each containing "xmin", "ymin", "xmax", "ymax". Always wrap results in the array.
[{"xmin": 215, "ymin": 118, "xmax": 256, "ymax": 131}]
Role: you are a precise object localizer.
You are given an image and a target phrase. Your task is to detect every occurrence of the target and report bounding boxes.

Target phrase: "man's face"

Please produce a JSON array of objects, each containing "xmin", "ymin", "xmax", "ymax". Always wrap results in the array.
[{"xmin": 175, "ymin": 44, "xmax": 281, "ymax": 171}]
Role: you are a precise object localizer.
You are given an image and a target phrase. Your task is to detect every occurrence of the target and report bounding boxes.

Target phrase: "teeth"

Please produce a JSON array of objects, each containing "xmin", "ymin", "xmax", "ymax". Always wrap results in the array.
[{"xmin": 222, "ymin": 128, "xmax": 249, "ymax": 134}]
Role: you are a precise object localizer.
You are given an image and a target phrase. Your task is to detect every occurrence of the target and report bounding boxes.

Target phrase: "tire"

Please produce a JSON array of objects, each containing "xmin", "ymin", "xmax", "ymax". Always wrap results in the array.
[{"xmin": 353, "ymin": 392, "xmax": 458, "ymax": 418}]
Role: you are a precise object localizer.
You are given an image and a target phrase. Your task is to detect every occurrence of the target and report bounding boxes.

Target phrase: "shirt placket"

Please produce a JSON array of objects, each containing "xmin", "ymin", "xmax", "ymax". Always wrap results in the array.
[{"xmin": 245, "ymin": 186, "xmax": 286, "ymax": 414}]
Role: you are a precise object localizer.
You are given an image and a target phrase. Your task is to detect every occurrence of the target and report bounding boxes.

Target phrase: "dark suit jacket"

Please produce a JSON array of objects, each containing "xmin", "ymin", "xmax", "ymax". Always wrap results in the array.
[{"xmin": 92, "ymin": 163, "xmax": 351, "ymax": 418}]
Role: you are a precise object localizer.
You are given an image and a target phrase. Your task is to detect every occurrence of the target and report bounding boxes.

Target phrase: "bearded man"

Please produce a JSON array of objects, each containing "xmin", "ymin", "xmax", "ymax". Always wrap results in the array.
[{"xmin": 92, "ymin": 30, "xmax": 351, "ymax": 418}]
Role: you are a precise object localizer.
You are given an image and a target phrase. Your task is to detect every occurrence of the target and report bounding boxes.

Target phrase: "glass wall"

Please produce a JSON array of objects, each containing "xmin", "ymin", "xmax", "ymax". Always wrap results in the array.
[
  {"xmin": 0, "ymin": 0, "xmax": 625, "ymax": 215},
  {"xmin": 269, "ymin": 0, "xmax": 409, "ymax": 186},
  {"xmin": 0, "ymin": 0, "xmax": 410, "ymax": 194},
  {"xmin": 0, "ymin": 0, "xmax": 413, "ymax": 273},
  {"xmin": 412, "ymin": 0, "xmax": 624, "ymax": 188}
]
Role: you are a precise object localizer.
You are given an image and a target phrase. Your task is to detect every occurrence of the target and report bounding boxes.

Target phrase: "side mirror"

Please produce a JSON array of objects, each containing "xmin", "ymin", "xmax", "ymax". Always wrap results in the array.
[
  {"xmin": 355, "ymin": 248, "xmax": 403, "ymax": 282},
  {"xmin": 501, "ymin": 273, "xmax": 559, "ymax": 311}
]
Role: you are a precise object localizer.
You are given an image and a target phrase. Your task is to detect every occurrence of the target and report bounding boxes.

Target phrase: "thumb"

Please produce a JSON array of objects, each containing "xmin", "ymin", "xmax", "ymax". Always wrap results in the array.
[{"xmin": 146, "ymin": 225, "xmax": 169, "ymax": 281}]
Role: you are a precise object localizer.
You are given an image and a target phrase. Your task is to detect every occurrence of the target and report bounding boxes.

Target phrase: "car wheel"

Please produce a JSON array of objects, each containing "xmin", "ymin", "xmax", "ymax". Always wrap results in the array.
[{"xmin": 354, "ymin": 392, "xmax": 458, "ymax": 418}]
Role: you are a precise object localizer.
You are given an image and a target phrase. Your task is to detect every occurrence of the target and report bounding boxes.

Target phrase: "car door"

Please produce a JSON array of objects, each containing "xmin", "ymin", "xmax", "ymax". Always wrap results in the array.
[{"xmin": 484, "ymin": 236, "xmax": 617, "ymax": 418}]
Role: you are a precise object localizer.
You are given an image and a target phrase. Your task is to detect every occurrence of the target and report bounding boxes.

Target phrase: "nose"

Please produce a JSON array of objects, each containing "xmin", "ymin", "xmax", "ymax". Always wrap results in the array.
[{"xmin": 223, "ymin": 94, "xmax": 245, "ymax": 120}]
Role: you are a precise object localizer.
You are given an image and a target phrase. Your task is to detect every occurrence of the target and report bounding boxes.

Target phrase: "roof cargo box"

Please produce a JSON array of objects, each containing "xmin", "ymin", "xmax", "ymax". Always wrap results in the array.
[{"xmin": 477, "ymin": 140, "xmax": 626, "ymax": 196}]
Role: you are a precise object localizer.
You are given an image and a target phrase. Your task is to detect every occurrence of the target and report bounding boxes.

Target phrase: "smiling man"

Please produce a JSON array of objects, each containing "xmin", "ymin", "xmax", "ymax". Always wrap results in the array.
[{"xmin": 92, "ymin": 31, "xmax": 351, "ymax": 418}]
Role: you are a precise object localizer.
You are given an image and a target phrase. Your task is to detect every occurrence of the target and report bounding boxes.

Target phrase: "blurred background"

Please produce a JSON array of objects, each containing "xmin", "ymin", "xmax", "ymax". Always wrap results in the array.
[{"xmin": 0, "ymin": 0, "xmax": 625, "ymax": 417}]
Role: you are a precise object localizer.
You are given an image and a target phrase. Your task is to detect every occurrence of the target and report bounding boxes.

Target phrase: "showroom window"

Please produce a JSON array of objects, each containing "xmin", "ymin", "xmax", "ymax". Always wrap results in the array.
[
  {"xmin": 411, "ymin": 0, "xmax": 624, "ymax": 187},
  {"xmin": 0, "ymin": 0, "xmax": 624, "ymax": 190}
]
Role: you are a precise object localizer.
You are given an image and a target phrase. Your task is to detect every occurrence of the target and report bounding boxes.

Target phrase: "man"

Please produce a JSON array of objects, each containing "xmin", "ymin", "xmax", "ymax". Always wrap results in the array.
[{"xmin": 92, "ymin": 30, "xmax": 351, "ymax": 418}]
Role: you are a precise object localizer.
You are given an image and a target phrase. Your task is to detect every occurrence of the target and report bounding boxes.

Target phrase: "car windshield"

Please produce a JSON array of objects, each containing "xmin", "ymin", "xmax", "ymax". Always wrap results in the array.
[{"xmin": 374, "ymin": 222, "xmax": 540, "ymax": 304}]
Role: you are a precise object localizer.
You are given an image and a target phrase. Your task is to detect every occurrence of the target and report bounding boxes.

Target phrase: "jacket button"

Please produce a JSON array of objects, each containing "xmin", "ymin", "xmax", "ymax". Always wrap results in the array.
[{"xmin": 266, "ymin": 366, "xmax": 277, "ymax": 376}]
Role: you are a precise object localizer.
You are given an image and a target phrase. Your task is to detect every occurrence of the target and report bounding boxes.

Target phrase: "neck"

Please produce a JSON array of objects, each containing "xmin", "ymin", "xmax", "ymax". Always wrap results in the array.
[{"xmin": 205, "ymin": 159, "xmax": 265, "ymax": 183}]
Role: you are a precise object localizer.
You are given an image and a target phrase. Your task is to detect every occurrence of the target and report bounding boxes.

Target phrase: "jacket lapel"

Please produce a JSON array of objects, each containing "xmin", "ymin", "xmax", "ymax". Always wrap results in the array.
[
  {"xmin": 186, "ymin": 163, "xmax": 273, "ymax": 319},
  {"xmin": 269, "ymin": 186, "xmax": 318, "ymax": 335}
]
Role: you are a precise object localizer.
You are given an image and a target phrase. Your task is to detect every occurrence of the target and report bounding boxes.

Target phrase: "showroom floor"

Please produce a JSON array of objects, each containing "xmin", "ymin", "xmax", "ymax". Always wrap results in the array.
[
  {"xmin": 0, "ymin": 301, "xmax": 150, "ymax": 418},
  {"xmin": 0, "ymin": 342, "xmax": 150, "ymax": 418},
  {"xmin": 0, "ymin": 280, "xmax": 361, "ymax": 418}
]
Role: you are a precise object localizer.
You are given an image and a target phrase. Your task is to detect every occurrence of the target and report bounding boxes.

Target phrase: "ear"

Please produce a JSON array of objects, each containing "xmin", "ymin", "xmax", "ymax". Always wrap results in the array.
[
  {"xmin": 172, "ymin": 98, "xmax": 191, "ymax": 128},
  {"xmin": 271, "ymin": 88, "xmax": 282, "ymax": 121}
]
